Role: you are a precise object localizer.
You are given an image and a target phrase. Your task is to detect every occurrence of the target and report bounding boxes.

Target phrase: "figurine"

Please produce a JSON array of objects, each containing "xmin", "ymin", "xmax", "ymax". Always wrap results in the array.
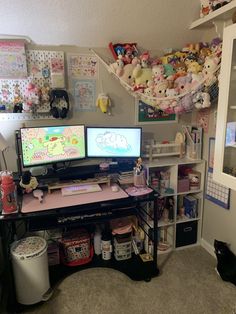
[{"xmin": 19, "ymin": 171, "xmax": 39, "ymax": 194}]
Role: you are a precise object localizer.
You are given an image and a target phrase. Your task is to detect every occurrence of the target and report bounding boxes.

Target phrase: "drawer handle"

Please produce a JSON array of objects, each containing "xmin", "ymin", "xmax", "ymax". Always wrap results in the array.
[{"xmin": 184, "ymin": 227, "xmax": 192, "ymax": 232}]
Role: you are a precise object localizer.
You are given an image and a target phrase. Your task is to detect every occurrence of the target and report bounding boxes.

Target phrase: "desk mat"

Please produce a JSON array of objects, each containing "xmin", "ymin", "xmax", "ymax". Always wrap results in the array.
[{"xmin": 21, "ymin": 184, "xmax": 129, "ymax": 213}]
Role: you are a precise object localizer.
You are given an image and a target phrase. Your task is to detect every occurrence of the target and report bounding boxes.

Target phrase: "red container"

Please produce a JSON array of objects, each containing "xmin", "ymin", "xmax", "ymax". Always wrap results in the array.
[{"xmin": 1, "ymin": 171, "xmax": 17, "ymax": 213}]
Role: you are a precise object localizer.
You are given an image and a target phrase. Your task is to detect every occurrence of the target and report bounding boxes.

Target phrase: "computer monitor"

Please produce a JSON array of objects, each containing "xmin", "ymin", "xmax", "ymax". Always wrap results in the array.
[
  {"xmin": 20, "ymin": 124, "xmax": 86, "ymax": 168},
  {"xmin": 86, "ymin": 126, "xmax": 142, "ymax": 158}
]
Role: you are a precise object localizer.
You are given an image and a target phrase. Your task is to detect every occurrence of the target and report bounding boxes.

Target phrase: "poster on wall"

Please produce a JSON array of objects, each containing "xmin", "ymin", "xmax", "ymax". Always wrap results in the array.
[
  {"xmin": 67, "ymin": 53, "xmax": 98, "ymax": 79},
  {"xmin": 0, "ymin": 41, "xmax": 27, "ymax": 78},
  {"xmin": 135, "ymin": 100, "xmax": 177, "ymax": 124},
  {"xmin": 73, "ymin": 79, "xmax": 96, "ymax": 112}
]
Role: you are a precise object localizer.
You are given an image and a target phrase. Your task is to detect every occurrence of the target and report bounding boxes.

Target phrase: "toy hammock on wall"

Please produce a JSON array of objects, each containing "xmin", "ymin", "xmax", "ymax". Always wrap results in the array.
[{"xmin": 91, "ymin": 49, "xmax": 220, "ymax": 115}]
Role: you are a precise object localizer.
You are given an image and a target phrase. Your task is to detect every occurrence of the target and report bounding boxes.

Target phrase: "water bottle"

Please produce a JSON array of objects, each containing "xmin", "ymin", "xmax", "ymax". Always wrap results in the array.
[
  {"xmin": 101, "ymin": 231, "xmax": 112, "ymax": 260},
  {"xmin": 0, "ymin": 171, "xmax": 17, "ymax": 213},
  {"xmin": 94, "ymin": 226, "xmax": 102, "ymax": 255}
]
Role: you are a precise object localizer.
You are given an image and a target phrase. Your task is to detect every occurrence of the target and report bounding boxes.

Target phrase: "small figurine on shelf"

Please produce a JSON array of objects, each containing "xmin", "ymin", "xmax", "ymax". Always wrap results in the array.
[
  {"xmin": 133, "ymin": 157, "xmax": 146, "ymax": 188},
  {"xmin": 135, "ymin": 157, "xmax": 143, "ymax": 174},
  {"xmin": 19, "ymin": 171, "xmax": 39, "ymax": 194}
]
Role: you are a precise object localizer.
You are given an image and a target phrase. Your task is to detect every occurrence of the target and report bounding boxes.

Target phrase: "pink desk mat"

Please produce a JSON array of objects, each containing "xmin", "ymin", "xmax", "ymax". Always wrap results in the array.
[{"xmin": 21, "ymin": 184, "xmax": 129, "ymax": 213}]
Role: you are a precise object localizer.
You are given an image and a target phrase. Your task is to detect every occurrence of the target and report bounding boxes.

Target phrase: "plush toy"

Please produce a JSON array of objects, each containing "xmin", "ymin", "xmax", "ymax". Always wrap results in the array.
[
  {"xmin": 154, "ymin": 81, "xmax": 168, "ymax": 98},
  {"xmin": 41, "ymin": 84, "xmax": 50, "ymax": 104},
  {"xmin": 132, "ymin": 64, "xmax": 153, "ymax": 87},
  {"xmin": 200, "ymin": 0, "xmax": 212, "ymax": 18},
  {"xmin": 187, "ymin": 61, "xmax": 202, "ymax": 74},
  {"xmin": 152, "ymin": 65, "xmax": 165, "ymax": 84},
  {"xmin": 180, "ymin": 94, "xmax": 193, "ymax": 112},
  {"xmin": 118, "ymin": 63, "xmax": 136, "ymax": 86},
  {"xmin": 13, "ymin": 84, "xmax": 23, "ymax": 113},
  {"xmin": 20, "ymin": 171, "xmax": 39, "ymax": 194},
  {"xmin": 23, "ymin": 83, "xmax": 41, "ymax": 113},
  {"xmin": 174, "ymin": 74, "xmax": 192, "ymax": 94},
  {"xmin": 139, "ymin": 51, "xmax": 150, "ymax": 68},
  {"xmin": 193, "ymin": 91, "xmax": 211, "ymax": 109},
  {"xmin": 210, "ymin": 37, "xmax": 222, "ymax": 58},
  {"xmin": 96, "ymin": 93, "xmax": 111, "ymax": 115},
  {"xmin": 116, "ymin": 55, "xmax": 125, "ymax": 76},
  {"xmin": 203, "ymin": 55, "xmax": 220, "ymax": 86}
]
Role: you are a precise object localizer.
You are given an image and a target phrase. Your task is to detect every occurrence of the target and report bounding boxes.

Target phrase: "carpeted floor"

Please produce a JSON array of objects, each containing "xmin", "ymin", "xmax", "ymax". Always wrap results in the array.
[{"xmin": 21, "ymin": 246, "xmax": 236, "ymax": 314}]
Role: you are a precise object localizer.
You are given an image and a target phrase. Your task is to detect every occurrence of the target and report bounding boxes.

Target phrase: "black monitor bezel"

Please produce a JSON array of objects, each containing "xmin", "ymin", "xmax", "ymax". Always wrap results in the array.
[
  {"xmin": 86, "ymin": 126, "xmax": 142, "ymax": 159},
  {"xmin": 19, "ymin": 124, "xmax": 86, "ymax": 168}
]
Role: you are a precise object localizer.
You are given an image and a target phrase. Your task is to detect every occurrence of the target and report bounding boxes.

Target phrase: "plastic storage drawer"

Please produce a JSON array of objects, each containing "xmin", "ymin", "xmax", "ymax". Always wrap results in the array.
[{"xmin": 175, "ymin": 221, "xmax": 198, "ymax": 248}]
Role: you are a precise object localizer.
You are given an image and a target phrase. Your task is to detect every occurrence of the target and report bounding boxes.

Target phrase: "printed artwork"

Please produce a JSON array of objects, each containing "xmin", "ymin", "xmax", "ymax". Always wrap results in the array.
[
  {"xmin": 67, "ymin": 54, "xmax": 98, "ymax": 79},
  {"xmin": 196, "ymin": 108, "xmax": 210, "ymax": 133},
  {"xmin": 73, "ymin": 79, "xmax": 96, "ymax": 112},
  {"xmin": 0, "ymin": 41, "xmax": 27, "ymax": 78},
  {"xmin": 135, "ymin": 100, "xmax": 177, "ymax": 124}
]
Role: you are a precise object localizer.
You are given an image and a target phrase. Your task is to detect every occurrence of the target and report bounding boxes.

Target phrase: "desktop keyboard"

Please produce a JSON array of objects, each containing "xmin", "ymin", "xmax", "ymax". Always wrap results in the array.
[{"xmin": 61, "ymin": 183, "xmax": 102, "ymax": 196}]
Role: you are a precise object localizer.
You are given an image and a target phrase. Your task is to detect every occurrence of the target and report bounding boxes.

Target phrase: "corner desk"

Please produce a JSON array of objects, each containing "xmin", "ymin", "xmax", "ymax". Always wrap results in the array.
[{"xmin": 0, "ymin": 182, "xmax": 159, "ymax": 312}]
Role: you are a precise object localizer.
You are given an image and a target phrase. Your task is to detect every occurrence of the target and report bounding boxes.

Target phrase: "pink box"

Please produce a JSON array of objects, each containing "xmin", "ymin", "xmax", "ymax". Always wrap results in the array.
[{"xmin": 177, "ymin": 178, "xmax": 190, "ymax": 193}]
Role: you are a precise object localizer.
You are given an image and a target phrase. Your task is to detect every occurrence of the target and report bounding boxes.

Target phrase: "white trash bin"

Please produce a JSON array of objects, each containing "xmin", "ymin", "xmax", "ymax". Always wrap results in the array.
[{"xmin": 11, "ymin": 236, "xmax": 50, "ymax": 305}]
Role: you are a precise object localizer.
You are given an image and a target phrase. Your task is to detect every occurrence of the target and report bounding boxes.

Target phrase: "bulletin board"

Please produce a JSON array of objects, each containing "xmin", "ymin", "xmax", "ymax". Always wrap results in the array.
[
  {"xmin": 0, "ymin": 49, "xmax": 65, "ymax": 120},
  {"xmin": 205, "ymin": 137, "xmax": 230, "ymax": 209}
]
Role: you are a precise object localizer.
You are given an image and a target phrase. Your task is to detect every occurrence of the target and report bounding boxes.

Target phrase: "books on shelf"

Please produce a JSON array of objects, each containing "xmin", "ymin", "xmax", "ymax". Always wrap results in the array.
[{"xmin": 183, "ymin": 195, "xmax": 198, "ymax": 219}]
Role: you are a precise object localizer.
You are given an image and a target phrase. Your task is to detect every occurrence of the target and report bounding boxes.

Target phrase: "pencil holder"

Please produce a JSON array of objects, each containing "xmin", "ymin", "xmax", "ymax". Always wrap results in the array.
[{"xmin": 133, "ymin": 170, "xmax": 146, "ymax": 188}]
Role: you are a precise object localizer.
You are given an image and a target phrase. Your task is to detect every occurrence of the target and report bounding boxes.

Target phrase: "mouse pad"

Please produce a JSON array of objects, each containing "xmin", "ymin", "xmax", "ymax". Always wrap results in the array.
[
  {"xmin": 125, "ymin": 186, "xmax": 153, "ymax": 196},
  {"xmin": 21, "ymin": 184, "xmax": 129, "ymax": 213}
]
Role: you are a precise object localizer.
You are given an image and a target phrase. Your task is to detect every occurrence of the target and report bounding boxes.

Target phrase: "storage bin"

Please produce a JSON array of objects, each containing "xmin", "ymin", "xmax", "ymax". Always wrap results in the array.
[
  {"xmin": 11, "ymin": 236, "xmax": 50, "ymax": 305},
  {"xmin": 177, "ymin": 178, "xmax": 190, "ymax": 193},
  {"xmin": 175, "ymin": 221, "xmax": 198, "ymax": 248}
]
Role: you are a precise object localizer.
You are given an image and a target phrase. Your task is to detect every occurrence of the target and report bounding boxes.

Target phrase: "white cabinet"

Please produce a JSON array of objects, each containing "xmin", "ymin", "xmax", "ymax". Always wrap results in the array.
[
  {"xmin": 214, "ymin": 23, "xmax": 236, "ymax": 190},
  {"xmin": 144, "ymin": 157, "xmax": 205, "ymax": 255}
]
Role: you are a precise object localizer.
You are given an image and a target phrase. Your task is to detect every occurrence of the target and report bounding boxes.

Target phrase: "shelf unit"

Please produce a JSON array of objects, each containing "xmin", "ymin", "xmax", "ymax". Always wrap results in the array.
[
  {"xmin": 190, "ymin": 0, "xmax": 236, "ymax": 29},
  {"xmin": 143, "ymin": 157, "xmax": 205, "ymax": 255}
]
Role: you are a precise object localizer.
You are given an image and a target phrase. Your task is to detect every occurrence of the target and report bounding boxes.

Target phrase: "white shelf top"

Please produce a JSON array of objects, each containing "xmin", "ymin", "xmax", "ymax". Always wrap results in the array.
[
  {"xmin": 145, "ymin": 156, "xmax": 204, "ymax": 168},
  {"xmin": 190, "ymin": 0, "xmax": 236, "ymax": 29}
]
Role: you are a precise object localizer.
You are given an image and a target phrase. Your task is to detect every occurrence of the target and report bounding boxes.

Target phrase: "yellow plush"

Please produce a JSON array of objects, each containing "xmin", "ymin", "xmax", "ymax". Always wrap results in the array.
[{"xmin": 132, "ymin": 64, "xmax": 152, "ymax": 86}]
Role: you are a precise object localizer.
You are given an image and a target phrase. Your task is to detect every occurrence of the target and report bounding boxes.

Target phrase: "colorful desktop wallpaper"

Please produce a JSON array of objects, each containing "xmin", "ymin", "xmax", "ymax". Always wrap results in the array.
[{"xmin": 21, "ymin": 125, "xmax": 85, "ymax": 166}]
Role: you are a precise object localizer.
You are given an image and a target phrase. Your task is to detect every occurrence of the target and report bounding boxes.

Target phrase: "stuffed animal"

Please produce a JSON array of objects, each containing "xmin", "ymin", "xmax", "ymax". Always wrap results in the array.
[
  {"xmin": 200, "ymin": 0, "xmax": 212, "ymax": 18},
  {"xmin": 193, "ymin": 92, "xmax": 211, "ymax": 109},
  {"xmin": 20, "ymin": 171, "xmax": 39, "ymax": 194},
  {"xmin": 152, "ymin": 65, "xmax": 165, "ymax": 84},
  {"xmin": 119, "ymin": 64, "xmax": 135, "ymax": 86},
  {"xmin": 203, "ymin": 55, "xmax": 220, "ymax": 86},
  {"xmin": 187, "ymin": 61, "xmax": 202, "ymax": 74},
  {"xmin": 132, "ymin": 64, "xmax": 153, "ymax": 87},
  {"xmin": 23, "ymin": 83, "xmax": 41, "ymax": 113},
  {"xmin": 174, "ymin": 74, "xmax": 192, "ymax": 94},
  {"xmin": 140, "ymin": 51, "xmax": 150, "ymax": 68},
  {"xmin": 154, "ymin": 81, "xmax": 168, "ymax": 98},
  {"xmin": 96, "ymin": 93, "xmax": 111, "ymax": 115}
]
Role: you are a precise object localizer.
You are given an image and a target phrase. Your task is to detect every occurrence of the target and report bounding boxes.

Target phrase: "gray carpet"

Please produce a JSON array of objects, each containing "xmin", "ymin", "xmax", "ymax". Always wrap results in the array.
[{"xmin": 22, "ymin": 246, "xmax": 236, "ymax": 314}]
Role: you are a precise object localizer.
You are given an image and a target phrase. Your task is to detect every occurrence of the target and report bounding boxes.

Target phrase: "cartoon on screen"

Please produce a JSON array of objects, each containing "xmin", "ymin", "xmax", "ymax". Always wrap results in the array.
[
  {"xmin": 21, "ymin": 126, "xmax": 85, "ymax": 166},
  {"xmin": 96, "ymin": 131, "xmax": 131, "ymax": 154}
]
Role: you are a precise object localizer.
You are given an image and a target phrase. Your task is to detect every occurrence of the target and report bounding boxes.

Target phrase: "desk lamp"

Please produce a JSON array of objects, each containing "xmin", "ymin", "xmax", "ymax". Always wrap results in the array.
[{"xmin": 0, "ymin": 132, "xmax": 9, "ymax": 170}]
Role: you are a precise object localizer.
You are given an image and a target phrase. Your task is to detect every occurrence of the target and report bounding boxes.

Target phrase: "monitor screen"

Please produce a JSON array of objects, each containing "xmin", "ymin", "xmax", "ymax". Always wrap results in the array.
[
  {"xmin": 20, "ymin": 125, "xmax": 86, "ymax": 167},
  {"xmin": 225, "ymin": 122, "xmax": 236, "ymax": 147},
  {"xmin": 86, "ymin": 127, "xmax": 142, "ymax": 158}
]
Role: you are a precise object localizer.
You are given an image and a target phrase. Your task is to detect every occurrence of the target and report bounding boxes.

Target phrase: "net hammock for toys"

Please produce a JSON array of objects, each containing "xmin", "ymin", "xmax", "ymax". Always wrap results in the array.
[{"xmin": 91, "ymin": 49, "xmax": 220, "ymax": 114}]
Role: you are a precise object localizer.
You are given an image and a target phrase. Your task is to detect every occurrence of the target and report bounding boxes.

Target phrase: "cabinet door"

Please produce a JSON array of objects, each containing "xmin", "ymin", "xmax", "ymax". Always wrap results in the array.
[{"xmin": 214, "ymin": 23, "xmax": 236, "ymax": 190}]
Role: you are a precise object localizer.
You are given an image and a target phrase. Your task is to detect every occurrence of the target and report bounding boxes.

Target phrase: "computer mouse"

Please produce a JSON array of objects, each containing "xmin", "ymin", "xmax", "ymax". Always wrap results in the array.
[{"xmin": 111, "ymin": 185, "xmax": 119, "ymax": 192}]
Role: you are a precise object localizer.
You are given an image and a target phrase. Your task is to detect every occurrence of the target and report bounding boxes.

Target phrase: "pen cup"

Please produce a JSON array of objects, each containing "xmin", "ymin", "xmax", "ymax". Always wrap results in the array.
[{"xmin": 134, "ymin": 170, "xmax": 146, "ymax": 188}]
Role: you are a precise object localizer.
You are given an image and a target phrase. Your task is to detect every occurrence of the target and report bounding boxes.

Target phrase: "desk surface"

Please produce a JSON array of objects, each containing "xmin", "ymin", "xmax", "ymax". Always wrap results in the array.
[{"xmin": 21, "ymin": 184, "xmax": 129, "ymax": 214}]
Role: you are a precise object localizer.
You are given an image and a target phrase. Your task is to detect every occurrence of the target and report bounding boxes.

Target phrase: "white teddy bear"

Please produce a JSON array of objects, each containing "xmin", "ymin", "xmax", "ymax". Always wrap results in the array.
[{"xmin": 203, "ymin": 56, "xmax": 220, "ymax": 87}]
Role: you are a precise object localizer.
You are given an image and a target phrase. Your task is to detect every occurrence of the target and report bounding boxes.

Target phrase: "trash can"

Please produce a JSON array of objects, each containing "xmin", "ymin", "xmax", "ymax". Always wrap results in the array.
[{"xmin": 11, "ymin": 236, "xmax": 50, "ymax": 305}]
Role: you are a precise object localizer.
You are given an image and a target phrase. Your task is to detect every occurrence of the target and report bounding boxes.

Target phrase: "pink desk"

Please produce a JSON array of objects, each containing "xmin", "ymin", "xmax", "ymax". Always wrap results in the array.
[{"xmin": 21, "ymin": 184, "xmax": 129, "ymax": 213}]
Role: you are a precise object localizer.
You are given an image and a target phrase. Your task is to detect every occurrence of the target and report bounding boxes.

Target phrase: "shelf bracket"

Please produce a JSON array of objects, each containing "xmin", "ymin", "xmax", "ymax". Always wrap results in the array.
[{"xmin": 212, "ymin": 20, "xmax": 230, "ymax": 38}]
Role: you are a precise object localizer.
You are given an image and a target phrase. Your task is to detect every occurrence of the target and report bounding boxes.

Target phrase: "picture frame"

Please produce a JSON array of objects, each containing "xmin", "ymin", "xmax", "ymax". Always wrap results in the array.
[{"xmin": 135, "ymin": 99, "xmax": 178, "ymax": 125}]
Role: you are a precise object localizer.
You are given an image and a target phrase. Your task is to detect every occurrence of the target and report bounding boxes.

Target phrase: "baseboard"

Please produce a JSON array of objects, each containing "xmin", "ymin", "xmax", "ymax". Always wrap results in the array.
[{"xmin": 200, "ymin": 238, "xmax": 216, "ymax": 258}]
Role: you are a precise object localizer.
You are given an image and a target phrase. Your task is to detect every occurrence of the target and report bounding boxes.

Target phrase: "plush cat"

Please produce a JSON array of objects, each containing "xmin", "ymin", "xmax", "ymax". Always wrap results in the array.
[{"xmin": 214, "ymin": 239, "xmax": 236, "ymax": 286}]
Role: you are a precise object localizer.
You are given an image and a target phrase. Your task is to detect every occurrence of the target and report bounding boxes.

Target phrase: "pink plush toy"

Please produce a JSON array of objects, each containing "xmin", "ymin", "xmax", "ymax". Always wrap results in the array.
[
  {"xmin": 23, "ymin": 83, "xmax": 41, "ymax": 112},
  {"xmin": 152, "ymin": 65, "xmax": 165, "ymax": 84},
  {"xmin": 154, "ymin": 81, "xmax": 168, "ymax": 98},
  {"xmin": 174, "ymin": 75, "xmax": 192, "ymax": 94}
]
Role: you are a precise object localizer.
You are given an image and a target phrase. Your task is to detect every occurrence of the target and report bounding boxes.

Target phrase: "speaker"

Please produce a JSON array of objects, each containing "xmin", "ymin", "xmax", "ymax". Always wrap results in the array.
[{"xmin": 50, "ymin": 89, "xmax": 69, "ymax": 119}]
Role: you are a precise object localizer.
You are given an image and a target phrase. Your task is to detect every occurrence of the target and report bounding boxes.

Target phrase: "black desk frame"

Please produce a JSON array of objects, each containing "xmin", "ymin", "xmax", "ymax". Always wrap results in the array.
[{"xmin": 0, "ymin": 190, "xmax": 159, "ymax": 312}]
